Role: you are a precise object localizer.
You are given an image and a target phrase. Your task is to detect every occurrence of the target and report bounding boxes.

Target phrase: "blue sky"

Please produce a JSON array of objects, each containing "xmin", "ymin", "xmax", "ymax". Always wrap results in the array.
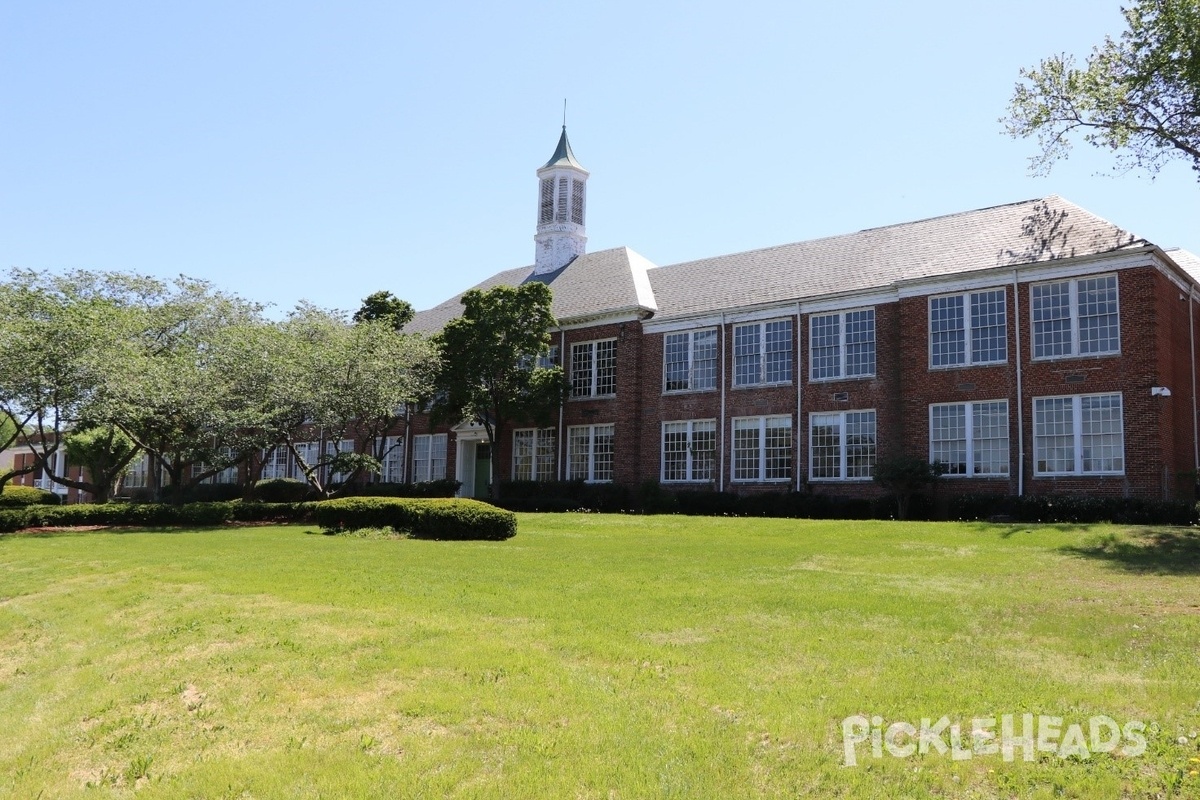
[{"xmin": 3, "ymin": 0, "xmax": 1197, "ymax": 316}]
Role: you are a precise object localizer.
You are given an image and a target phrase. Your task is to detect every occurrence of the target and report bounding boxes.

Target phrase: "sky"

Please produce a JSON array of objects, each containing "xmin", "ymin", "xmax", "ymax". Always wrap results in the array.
[{"xmin": 3, "ymin": 0, "xmax": 1197, "ymax": 316}]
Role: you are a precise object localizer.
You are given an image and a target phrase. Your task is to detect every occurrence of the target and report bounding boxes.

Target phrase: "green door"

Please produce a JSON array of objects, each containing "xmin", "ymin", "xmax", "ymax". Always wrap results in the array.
[{"xmin": 473, "ymin": 444, "xmax": 491, "ymax": 499}]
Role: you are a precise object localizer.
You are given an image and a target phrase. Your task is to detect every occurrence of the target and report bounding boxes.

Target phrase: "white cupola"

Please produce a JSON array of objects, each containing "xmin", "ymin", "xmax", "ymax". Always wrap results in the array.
[{"xmin": 533, "ymin": 126, "xmax": 588, "ymax": 275}]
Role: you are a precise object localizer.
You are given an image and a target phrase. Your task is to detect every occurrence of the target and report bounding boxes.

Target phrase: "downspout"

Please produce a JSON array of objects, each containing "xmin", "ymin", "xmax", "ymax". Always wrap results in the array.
[
  {"xmin": 795, "ymin": 301, "xmax": 803, "ymax": 492},
  {"xmin": 558, "ymin": 328, "xmax": 566, "ymax": 481},
  {"xmin": 719, "ymin": 312, "xmax": 727, "ymax": 493},
  {"xmin": 1190, "ymin": 291, "xmax": 1198, "ymax": 474},
  {"xmin": 1013, "ymin": 270, "xmax": 1025, "ymax": 497}
]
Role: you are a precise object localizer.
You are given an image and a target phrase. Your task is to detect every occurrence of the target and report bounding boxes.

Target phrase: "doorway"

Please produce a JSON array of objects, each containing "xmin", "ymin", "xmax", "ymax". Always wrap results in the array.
[{"xmin": 473, "ymin": 444, "xmax": 492, "ymax": 499}]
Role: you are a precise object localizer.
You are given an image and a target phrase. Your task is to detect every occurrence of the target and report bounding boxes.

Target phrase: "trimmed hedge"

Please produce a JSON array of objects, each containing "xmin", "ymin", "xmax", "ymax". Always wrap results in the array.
[
  {"xmin": 250, "ymin": 478, "xmax": 313, "ymax": 503},
  {"xmin": 0, "ymin": 500, "xmax": 312, "ymax": 533},
  {"xmin": 0, "ymin": 485, "xmax": 62, "ymax": 508},
  {"xmin": 947, "ymin": 493, "xmax": 1198, "ymax": 526},
  {"xmin": 311, "ymin": 497, "xmax": 516, "ymax": 541},
  {"xmin": 345, "ymin": 479, "xmax": 462, "ymax": 499}
]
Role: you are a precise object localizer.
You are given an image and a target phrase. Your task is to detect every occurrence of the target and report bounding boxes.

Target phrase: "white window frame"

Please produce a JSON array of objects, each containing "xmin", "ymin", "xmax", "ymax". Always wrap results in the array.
[
  {"xmin": 928, "ymin": 288, "xmax": 1008, "ymax": 368},
  {"xmin": 661, "ymin": 419, "xmax": 717, "ymax": 483},
  {"xmin": 1033, "ymin": 392, "xmax": 1125, "ymax": 476},
  {"xmin": 809, "ymin": 308, "xmax": 876, "ymax": 381},
  {"xmin": 1030, "ymin": 274, "xmax": 1120, "ymax": 360},
  {"xmin": 324, "ymin": 439, "xmax": 356, "ymax": 482},
  {"xmin": 928, "ymin": 400, "xmax": 1010, "ymax": 477},
  {"xmin": 413, "ymin": 433, "xmax": 448, "ymax": 482},
  {"xmin": 732, "ymin": 319, "xmax": 793, "ymax": 387},
  {"xmin": 567, "ymin": 424, "xmax": 615, "ymax": 483},
  {"xmin": 513, "ymin": 427, "xmax": 557, "ymax": 482},
  {"xmin": 663, "ymin": 328, "xmax": 718, "ymax": 393},
  {"xmin": 569, "ymin": 339, "xmax": 617, "ymax": 398},
  {"xmin": 260, "ymin": 446, "xmax": 292, "ymax": 480},
  {"xmin": 808, "ymin": 409, "xmax": 877, "ymax": 481},
  {"xmin": 731, "ymin": 415, "xmax": 793, "ymax": 483}
]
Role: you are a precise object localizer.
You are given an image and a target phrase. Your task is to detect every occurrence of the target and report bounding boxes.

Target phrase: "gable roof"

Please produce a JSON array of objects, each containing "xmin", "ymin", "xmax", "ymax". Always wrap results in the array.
[
  {"xmin": 407, "ymin": 195, "xmax": 1172, "ymax": 333},
  {"xmin": 406, "ymin": 246, "xmax": 656, "ymax": 334},
  {"xmin": 1166, "ymin": 248, "xmax": 1200, "ymax": 284},
  {"xmin": 648, "ymin": 195, "xmax": 1148, "ymax": 320}
]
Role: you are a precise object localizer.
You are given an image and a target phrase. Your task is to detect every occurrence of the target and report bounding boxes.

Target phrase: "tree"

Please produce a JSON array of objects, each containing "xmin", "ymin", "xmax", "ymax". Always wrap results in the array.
[
  {"xmin": 353, "ymin": 290, "xmax": 415, "ymax": 331},
  {"xmin": 269, "ymin": 304, "xmax": 438, "ymax": 497},
  {"xmin": 873, "ymin": 454, "xmax": 947, "ymax": 521},
  {"xmin": 434, "ymin": 283, "xmax": 567, "ymax": 499},
  {"xmin": 62, "ymin": 423, "xmax": 139, "ymax": 503},
  {"xmin": 1003, "ymin": 0, "xmax": 1200, "ymax": 180}
]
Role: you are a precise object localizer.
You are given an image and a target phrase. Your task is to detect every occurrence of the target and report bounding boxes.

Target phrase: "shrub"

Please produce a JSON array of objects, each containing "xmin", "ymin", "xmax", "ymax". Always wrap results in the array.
[
  {"xmin": 0, "ymin": 500, "xmax": 315, "ymax": 532},
  {"xmin": 948, "ymin": 494, "xmax": 1198, "ymax": 526},
  {"xmin": 311, "ymin": 497, "xmax": 516, "ymax": 540},
  {"xmin": 0, "ymin": 485, "xmax": 62, "ymax": 507},
  {"xmin": 250, "ymin": 478, "xmax": 312, "ymax": 503},
  {"xmin": 347, "ymin": 479, "xmax": 462, "ymax": 499}
]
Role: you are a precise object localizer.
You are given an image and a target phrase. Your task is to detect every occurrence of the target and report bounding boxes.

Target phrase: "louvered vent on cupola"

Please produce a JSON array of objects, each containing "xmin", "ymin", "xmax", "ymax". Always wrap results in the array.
[
  {"xmin": 571, "ymin": 179, "xmax": 584, "ymax": 225},
  {"xmin": 539, "ymin": 179, "xmax": 554, "ymax": 223},
  {"xmin": 555, "ymin": 177, "xmax": 569, "ymax": 222}
]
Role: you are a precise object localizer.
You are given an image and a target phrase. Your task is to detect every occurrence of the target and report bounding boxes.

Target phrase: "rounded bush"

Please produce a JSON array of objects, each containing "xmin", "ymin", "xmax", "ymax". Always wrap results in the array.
[
  {"xmin": 312, "ymin": 497, "xmax": 516, "ymax": 541},
  {"xmin": 250, "ymin": 478, "xmax": 312, "ymax": 504},
  {"xmin": 0, "ymin": 485, "xmax": 62, "ymax": 507}
]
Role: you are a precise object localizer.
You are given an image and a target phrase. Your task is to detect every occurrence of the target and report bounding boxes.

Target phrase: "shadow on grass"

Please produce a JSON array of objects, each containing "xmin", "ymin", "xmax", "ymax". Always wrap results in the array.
[
  {"xmin": 0, "ymin": 525, "xmax": 263, "ymax": 541},
  {"xmin": 1059, "ymin": 529, "xmax": 1200, "ymax": 575},
  {"xmin": 966, "ymin": 522, "xmax": 1093, "ymax": 539}
]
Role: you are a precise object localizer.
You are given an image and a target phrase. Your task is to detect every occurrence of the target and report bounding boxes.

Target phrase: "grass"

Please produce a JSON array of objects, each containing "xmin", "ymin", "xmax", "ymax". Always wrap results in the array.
[{"xmin": 0, "ymin": 515, "xmax": 1198, "ymax": 798}]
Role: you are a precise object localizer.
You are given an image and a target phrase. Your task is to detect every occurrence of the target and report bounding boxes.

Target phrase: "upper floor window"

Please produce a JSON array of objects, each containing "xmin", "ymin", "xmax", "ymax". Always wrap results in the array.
[
  {"xmin": 1033, "ymin": 393, "xmax": 1124, "ymax": 475},
  {"xmin": 1031, "ymin": 275, "xmax": 1119, "ymax": 359},
  {"xmin": 570, "ymin": 339, "xmax": 617, "ymax": 398},
  {"xmin": 809, "ymin": 410, "xmax": 876, "ymax": 480},
  {"xmin": 513, "ymin": 428, "xmax": 556, "ymax": 482},
  {"xmin": 662, "ymin": 419, "xmax": 716, "ymax": 482},
  {"xmin": 930, "ymin": 289, "xmax": 1007, "ymax": 367},
  {"xmin": 930, "ymin": 401, "xmax": 1009, "ymax": 476},
  {"xmin": 664, "ymin": 329, "xmax": 717, "ymax": 392},
  {"xmin": 811, "ymin": 309, "xmax": 875, "ymax": 380},
  {"xmin": 733, "ymin": 319, "xmax": 792, "ymax": 386}
]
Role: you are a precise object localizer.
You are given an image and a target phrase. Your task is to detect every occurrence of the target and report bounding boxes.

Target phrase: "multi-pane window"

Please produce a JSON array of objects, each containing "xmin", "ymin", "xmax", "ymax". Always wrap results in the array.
[
  {"xmin": 194, "ymin": 446, "xmax": 239, "ymax": 484},
  {"xmin": 733, "ymin": 319, "xmax": 792, "ymax": 386},
  {"xmin": 929, "ymin": 401, "xmax": 1009, "ymax": 476},
  {"xmin": 732, "ymin": 416, "xmax": 792, "ymax": 482},
  {"xmin": 567, "ymin": 424, "xmax": 615, "ymax": 482},
  {"xmin": 260, "ymin": 446, "xmax": 292, "ymax": 480},
  {"xmin": 929, "ymin": 289, "xmax": 1007, "ymax": 367},
  {"xmin": 664, "ymin": 329, "xmax": 717, "ymax": 392},
  {"xmin": 1033, "ymin": 393, "xmax": 1124, "ymax": 475},
  {"xmin": 293, "ymin": 441, "xmax": 320, "ymax": 478},
  {"xmin": 325, "ymin": 439, "xmax": 356, "ymax": 482},
  {"xmin": 570, "ymin": 339, "xmax": 617, "ymax": 398},
  {"xmin": 125, "ymin": 455, "xmax": 150, "ymax": 488},
  {"xmin": 809, "ymin": 410, "xmax": 877, "ymax": 480},
  {"xmin": 413, "ymin": 434, "xmax": 448, "ymax": 482},
  {"xmin": 1031, "ymin": 275, "xmax": 1119, "ymax": 359},
  {"xmin": 375, "ymin": 436, "xmax": 405, "ymax": 483},
  {"xmin": 810, "ymin": 309, "xmax": 875, "ymax": 380},
  {"xmin": 662, "ymin": 420, "xmax": 717, "ymax": 482},
  {"xmin": 513, "ymin": 428, "xmax": 556, "ymax": 481}
]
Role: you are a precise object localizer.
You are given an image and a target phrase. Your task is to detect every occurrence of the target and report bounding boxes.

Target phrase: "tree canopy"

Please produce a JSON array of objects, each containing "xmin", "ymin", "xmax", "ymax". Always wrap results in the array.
[
  {"xmin": 1003, "ymin": 0, "xmax": 1200, "ymax": 180},
  {"xmin": 353, "ymin": 290, "xmax": 415, "ymax": 331}
]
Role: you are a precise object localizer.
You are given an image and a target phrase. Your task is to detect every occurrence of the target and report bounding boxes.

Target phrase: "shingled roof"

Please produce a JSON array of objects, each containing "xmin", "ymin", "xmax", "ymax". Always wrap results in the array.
[
  {"xmin": 407, "ymin": 195, "xmax": 1180, "ymax": 333},
  {"xmin": 649, "ymin": 195, "xmax": 1148, "ymax": 320},
  {"xmin": 406, "ymin": 246, "xmax": 656, "ymax": 334}
]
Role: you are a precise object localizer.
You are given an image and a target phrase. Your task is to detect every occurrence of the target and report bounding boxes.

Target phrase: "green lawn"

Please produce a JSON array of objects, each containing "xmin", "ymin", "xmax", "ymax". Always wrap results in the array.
[{"xmin": 1, "ymin": 515, "xmax": 1198, "ymax": 798}]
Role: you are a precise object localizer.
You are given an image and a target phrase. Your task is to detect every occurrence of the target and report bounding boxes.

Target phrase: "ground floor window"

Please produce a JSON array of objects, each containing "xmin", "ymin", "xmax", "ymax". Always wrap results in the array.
[
  {"xmin": 1033, "ymin": 393, "xmax": 1124, "ymax": 475},
  {"xmin": 413, "ymin": 434, "xmax": 448, "ymax": 482},
  {"xmin": 375, "ymin": 435, "xmax": 405, "ymax": 483},
  {"xmin": 732, "ymin": 415, "xmax": 792, "ymax": 482},
  {"xmin": 567, "ymin": 424, "xmax": 615, "ymax": 483},
  {"xmin": 662, "ymin": 419, "xmax": 717, "ymax": 482},
  {"xmin": 513, "ymin": 428, "xmax": 556, "ymax": 481},
  {"xmin": 260, "ymin": 446, "xmax": 292, "ymax": 480},
  {"xmin": 809, "ymin": 410, "xmax": 876, "ymax": 480},
  {"xmin": 930, "ymin": 401, "xmax": 1009, "ymax": 476}
]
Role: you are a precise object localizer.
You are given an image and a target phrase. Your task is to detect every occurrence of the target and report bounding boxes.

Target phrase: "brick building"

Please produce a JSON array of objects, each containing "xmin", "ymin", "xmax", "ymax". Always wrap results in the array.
[{"xmin": 405, "ymin": 127, "xmax": 1200, "ymax": 502}]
